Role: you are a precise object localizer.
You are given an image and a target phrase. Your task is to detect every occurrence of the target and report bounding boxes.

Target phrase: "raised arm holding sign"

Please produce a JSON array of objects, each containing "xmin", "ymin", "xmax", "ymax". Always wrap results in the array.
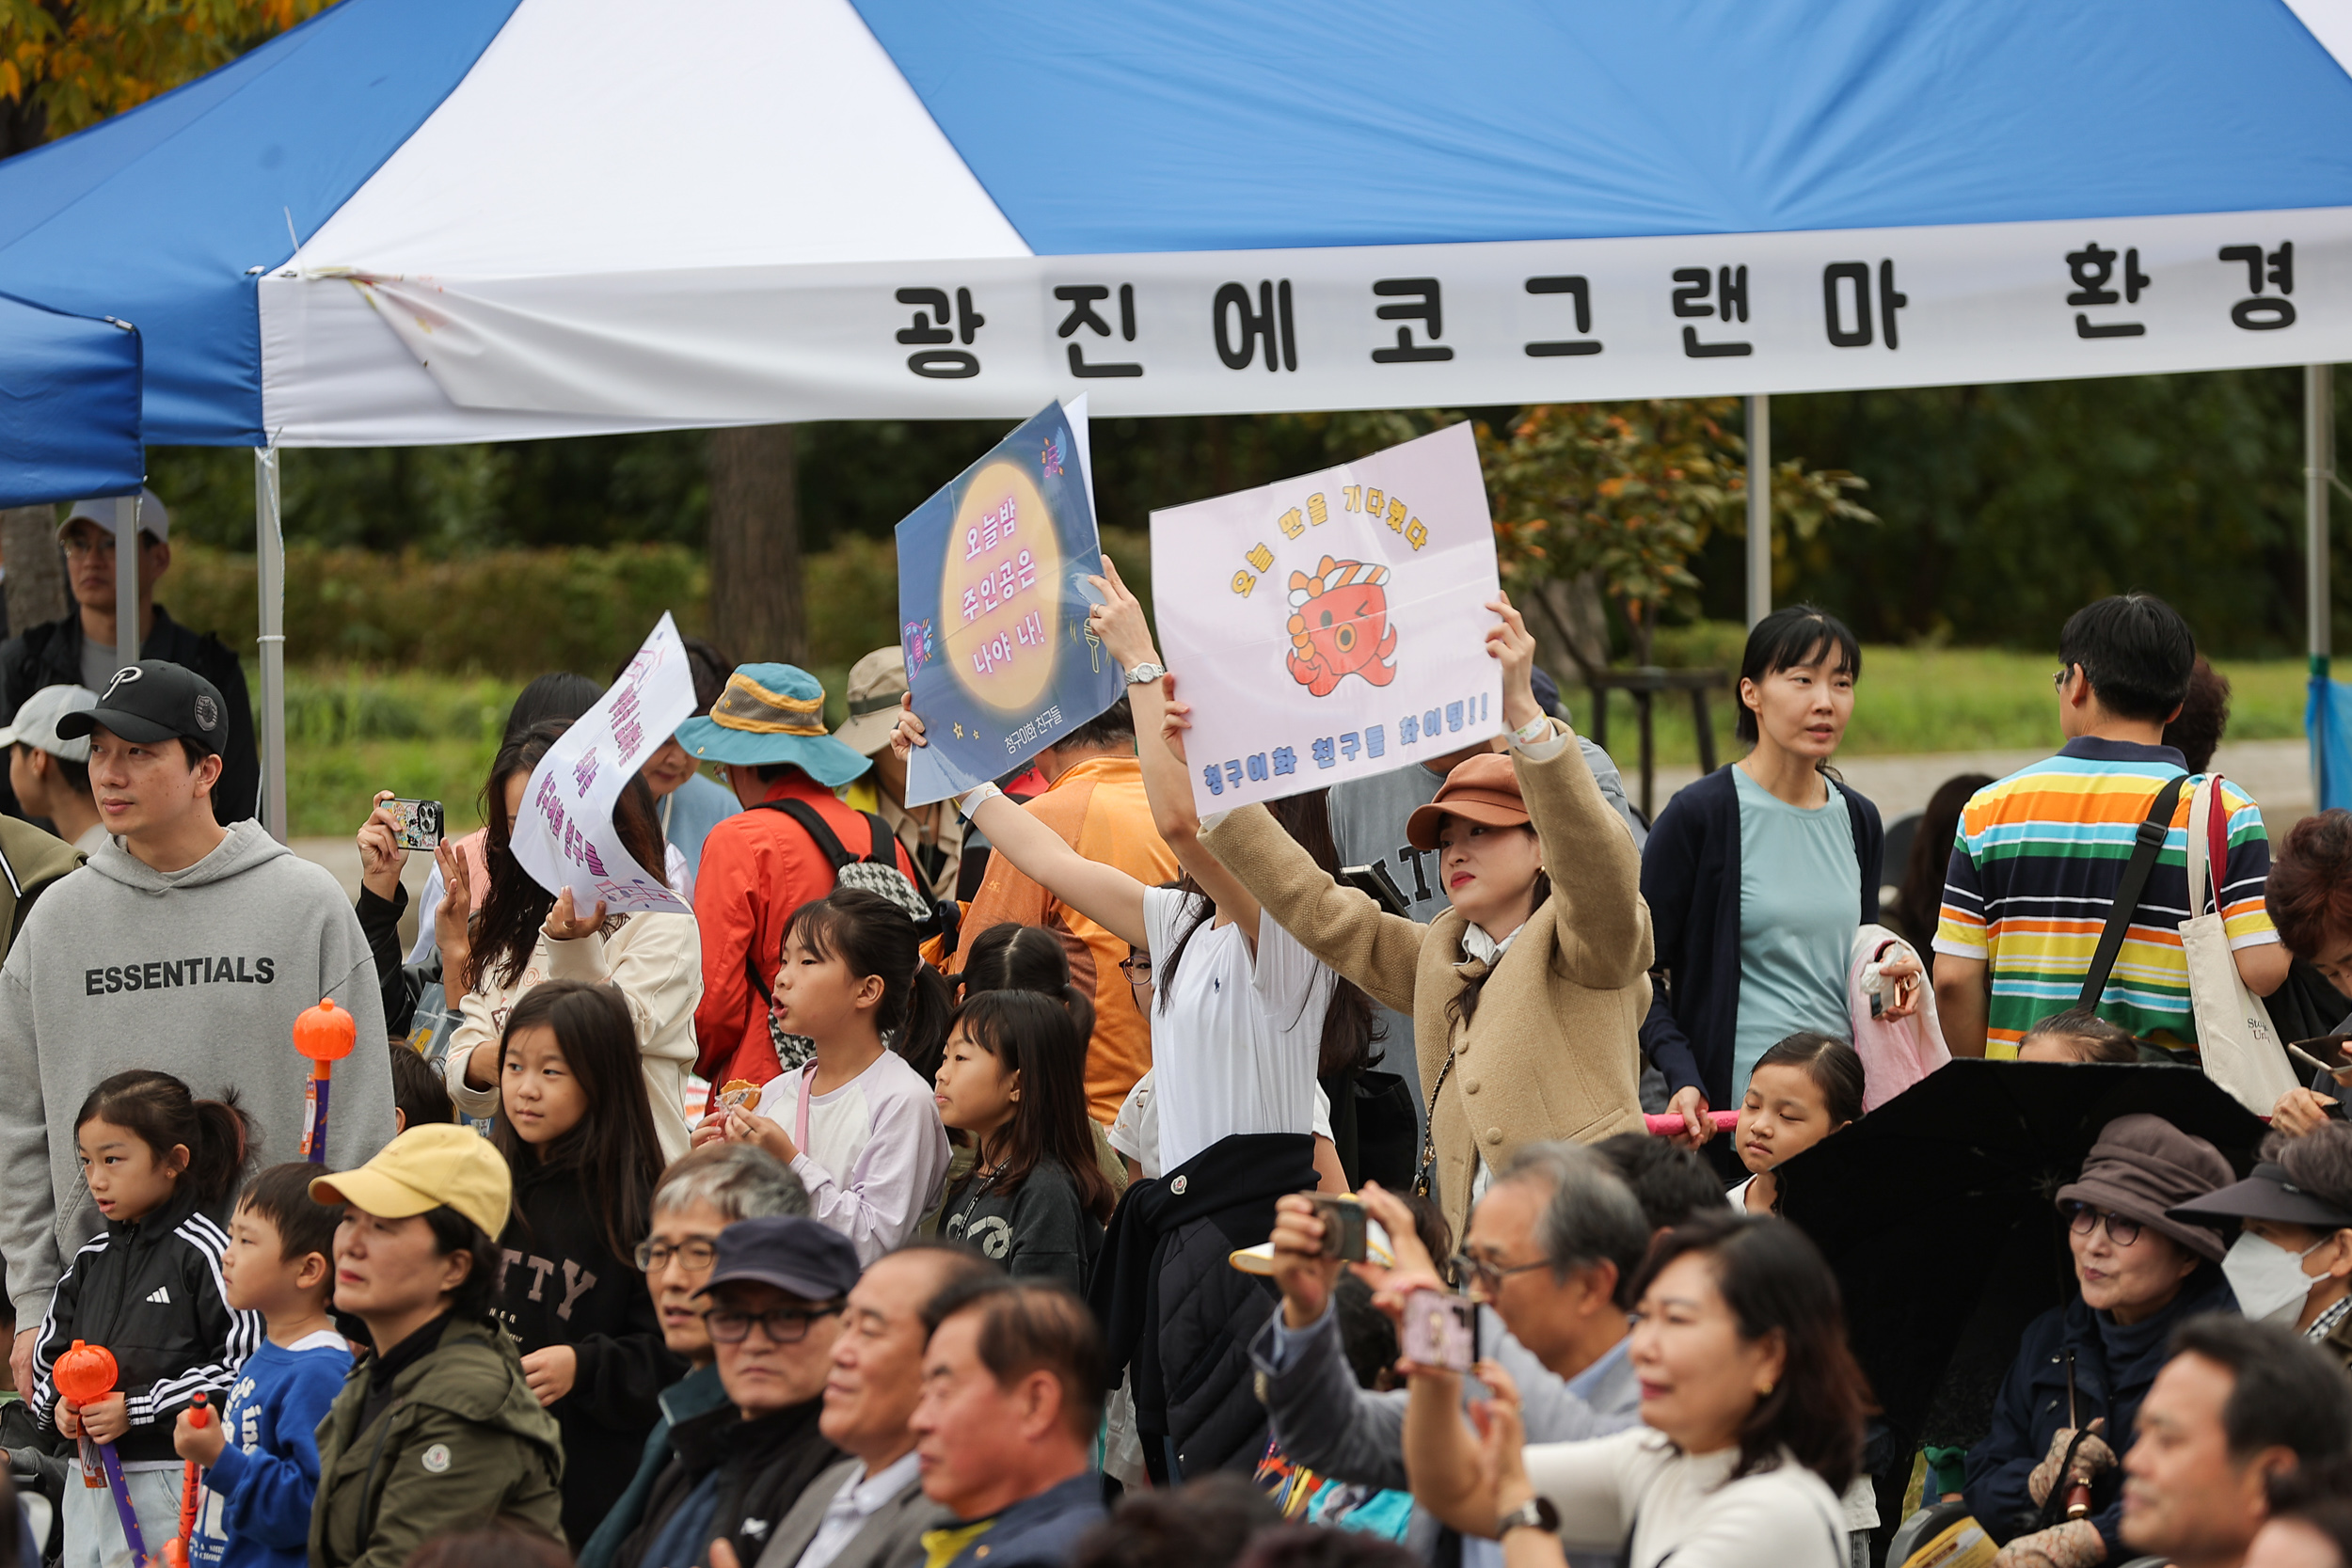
[
  {"xmin": 1147, "ymin": 420, "xmax": 1505, "ymax": 816},
  {"xmin": 511, "ymin": 613, "xmax": 696, "ymax": 918}
]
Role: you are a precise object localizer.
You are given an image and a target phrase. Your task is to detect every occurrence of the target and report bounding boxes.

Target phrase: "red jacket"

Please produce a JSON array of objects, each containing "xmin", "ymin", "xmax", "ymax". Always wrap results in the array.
[{"xmin": 691, "ymin": 772, "xmax": 918, "ymax": 1087}]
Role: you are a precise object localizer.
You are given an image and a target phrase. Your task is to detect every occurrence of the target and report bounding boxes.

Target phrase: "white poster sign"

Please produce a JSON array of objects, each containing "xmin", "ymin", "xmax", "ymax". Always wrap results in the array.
[
  {"xmin": 310, "ymin": 204, "xmax": 2352, "ymax": 437},
  {"xmin": 1152, "ymin": 421, "xmax": 1502, "ymax": 816},
  {"xmin": 512, "ymin": 612, "xmax": 694, "ymax": 915}
]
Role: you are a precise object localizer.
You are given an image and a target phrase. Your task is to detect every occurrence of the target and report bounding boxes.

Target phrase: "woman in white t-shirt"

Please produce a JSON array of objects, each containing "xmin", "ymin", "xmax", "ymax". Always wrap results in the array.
[
  {"xmin": 1401, "ymin": 1211, "xmax": 1867, "ymax": 1568},
  {"xmin": 894, "ymin": 559, "xmax": 1367, "ymax": 1188}
]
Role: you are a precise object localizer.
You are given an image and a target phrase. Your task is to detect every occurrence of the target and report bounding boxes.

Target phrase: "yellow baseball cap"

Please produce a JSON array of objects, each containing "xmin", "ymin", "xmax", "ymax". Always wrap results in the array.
[{"xmin": 310, "ymin": 1124, "xmax": 511, "ymax": 1238}]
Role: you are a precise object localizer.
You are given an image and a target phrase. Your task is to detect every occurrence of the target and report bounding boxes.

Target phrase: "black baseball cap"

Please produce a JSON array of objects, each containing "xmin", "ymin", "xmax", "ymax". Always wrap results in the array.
[
  {"xmin": 58, "ymin": 660, "xmax": 228, "ymax": 757},
  {"xmin": 2171, "ymin": 1163, "xmax": 2352, "ymax": 1231},
  {"xmin": 692, "ymin": 1215, "xmax": 860, "ymax": 1302}
]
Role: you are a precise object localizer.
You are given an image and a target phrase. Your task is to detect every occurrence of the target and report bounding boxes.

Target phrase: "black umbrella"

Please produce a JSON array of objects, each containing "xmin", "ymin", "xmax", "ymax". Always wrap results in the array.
[{"xmin": 1773, "ymin": 1059, "xmax": 2266, "ymax": 1449}]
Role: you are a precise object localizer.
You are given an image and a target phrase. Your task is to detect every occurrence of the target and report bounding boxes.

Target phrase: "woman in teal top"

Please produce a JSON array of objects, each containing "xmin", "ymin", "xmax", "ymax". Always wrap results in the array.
[{"xmin": 1639, "ymin": 607, "xmax": 1921, "ymax": 1158}]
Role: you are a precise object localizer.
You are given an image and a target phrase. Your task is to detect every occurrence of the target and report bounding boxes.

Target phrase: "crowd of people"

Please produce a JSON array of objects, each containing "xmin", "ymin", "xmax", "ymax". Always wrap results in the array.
[{"xmin": 0, "ymin": 483, "xmax": 2343, "ymax": 1568}]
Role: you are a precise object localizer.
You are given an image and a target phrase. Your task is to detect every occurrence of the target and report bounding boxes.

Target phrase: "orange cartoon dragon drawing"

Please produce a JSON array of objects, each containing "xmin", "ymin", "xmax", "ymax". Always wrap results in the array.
[{"xmin": 1285, "ymin": 556, "xmax": 1399, "ymax": 696}]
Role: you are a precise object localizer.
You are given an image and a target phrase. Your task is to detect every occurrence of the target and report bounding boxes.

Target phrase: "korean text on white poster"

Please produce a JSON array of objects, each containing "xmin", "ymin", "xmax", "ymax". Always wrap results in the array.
[
  {"xmin": 1151, "ymin": 420, "xmax": 1502, "ymax": 816},
  {"xmin": 512, "ymin": 612, "xmax": 694, "ymax": 915}
]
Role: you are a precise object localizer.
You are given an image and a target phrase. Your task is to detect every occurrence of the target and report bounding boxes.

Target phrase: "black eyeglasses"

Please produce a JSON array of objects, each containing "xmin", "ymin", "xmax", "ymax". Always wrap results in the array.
[
  {"xmin": 703, "ymin": 1304, "xmax": 842, "ymax": 1344},
  {"xmin": 2064, "ymin": 1202, "xmax": 2143, "ymax": 1247},
  {"xmin": 1119, "ymin": 953, "xmax": 1152, "ymax": 980},
  {"xmin": 633, "ymin": 1238, "xmax": 720, "ymax": 1273},
  {"xmin": 1450, "ymin": 1250, "xmax": 1549, "ymax": 1298}
]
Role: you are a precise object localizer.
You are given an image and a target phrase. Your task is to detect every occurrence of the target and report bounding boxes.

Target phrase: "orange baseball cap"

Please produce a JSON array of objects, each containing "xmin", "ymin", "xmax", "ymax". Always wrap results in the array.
[{"xmin": 1405, "ymin": 752, "xmax": 1529, "ymax": 851}]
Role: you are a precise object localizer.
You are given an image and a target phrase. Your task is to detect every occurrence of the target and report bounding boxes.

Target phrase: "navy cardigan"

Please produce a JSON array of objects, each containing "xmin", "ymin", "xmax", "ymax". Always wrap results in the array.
[{"xmin": 1638, "ymin": 766, "xmax": 1883, "ymax": 1108}]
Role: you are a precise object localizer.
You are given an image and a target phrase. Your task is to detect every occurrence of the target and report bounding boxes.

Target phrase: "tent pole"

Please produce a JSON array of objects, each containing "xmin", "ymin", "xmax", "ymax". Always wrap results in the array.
[
  {"xmin": 2310, "ymin": 365, "xmax": 2334, "ymax": 673},
  {"xmin": 114, "ymin": 492, "xmax": 140, "ymax": 671},
  {"xmin": 255, "ymin": 447, "xmax": 288, "ymax": 842},
  {"xmin": 1746, "ymin": 393, "xmax": 1771, "ymax": 628},
  {"xmin": 2311, "ymin": 365, "xmax": 2336, "ymax": 810}
]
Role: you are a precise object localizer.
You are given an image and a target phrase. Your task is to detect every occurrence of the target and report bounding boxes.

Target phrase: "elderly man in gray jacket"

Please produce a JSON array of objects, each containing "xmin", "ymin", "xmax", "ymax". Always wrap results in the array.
[{"xmin": 1257, "ymin": 1142, "xmax": 1673, "ymax": 1568}]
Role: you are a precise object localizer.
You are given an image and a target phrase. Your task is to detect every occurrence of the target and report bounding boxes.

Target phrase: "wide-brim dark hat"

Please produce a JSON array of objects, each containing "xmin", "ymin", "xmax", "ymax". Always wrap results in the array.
[
  {"xmin": 2170, "ymin": 1163, "xmax": 2352, "ymax": 1231},
  {"xmin": 2055, "ymin": 1112, "xmax": 2233, "ymax": 1261}
]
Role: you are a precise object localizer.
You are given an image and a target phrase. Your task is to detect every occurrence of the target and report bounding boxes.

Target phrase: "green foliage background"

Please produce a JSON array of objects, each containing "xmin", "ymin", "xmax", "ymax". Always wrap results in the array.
[{"xmin": 148, "ymin": 366, "xmax": 2347, "ymax": 661}]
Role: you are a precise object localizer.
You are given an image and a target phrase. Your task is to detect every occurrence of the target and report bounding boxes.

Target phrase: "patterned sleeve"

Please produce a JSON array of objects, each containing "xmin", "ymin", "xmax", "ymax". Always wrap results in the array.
[
  {"xmin": 1932, "ymin": 825, "xmax": 1989, "ymax": 962},
  {"xmin": 2217, "ymin": 781, "xmax": 2279, "ymax": 949}
]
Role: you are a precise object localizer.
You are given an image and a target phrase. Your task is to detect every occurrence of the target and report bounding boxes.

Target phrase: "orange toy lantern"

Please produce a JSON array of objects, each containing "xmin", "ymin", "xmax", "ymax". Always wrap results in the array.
[
  {"xmin": 294, "ymin": 998, "xmax": 358, "ymax": 1164},
  {"xmin": 55, "ymin": 1339, "xmax": 152, "ymax": 1564},
  {"xmin": 164, "ymin": 1392, "xmax": 210, "ymax": 1568}
]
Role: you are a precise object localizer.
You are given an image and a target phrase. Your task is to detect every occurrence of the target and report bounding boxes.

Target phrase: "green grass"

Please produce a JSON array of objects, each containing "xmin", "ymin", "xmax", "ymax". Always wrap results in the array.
[
  {"xmin": 269, "ymin": 645, "xmax": 2313, "ymax": 834},
  {"xmin": 1576, "ymin": 641, "xmax": 2309, "ymax": 768},
  {"xmin": 272, "ymin": 662, "xmax": 857, "ymax": 838}
]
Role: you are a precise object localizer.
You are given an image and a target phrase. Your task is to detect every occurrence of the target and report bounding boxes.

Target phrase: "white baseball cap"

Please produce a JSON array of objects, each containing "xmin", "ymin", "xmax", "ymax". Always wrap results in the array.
[
  {"xmin": 0, "ymin": 685, "xmax": 100, "ymax": 764},
  {"xmin": 61, "ymin": 487, "xmax": 170, "ymax": 544}
]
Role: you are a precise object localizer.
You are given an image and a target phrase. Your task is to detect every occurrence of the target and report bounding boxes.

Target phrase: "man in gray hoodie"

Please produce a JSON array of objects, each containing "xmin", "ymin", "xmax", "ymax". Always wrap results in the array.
[{"xmin": 0, "ymin": 660, "xmax": 393, "ymax": 1394}]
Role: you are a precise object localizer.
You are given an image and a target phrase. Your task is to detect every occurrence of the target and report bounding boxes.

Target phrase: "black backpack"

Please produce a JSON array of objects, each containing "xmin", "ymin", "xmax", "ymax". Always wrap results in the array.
[{"xmin": 742, "ymin": 800, "xmax": 961, "ymax": 1065}]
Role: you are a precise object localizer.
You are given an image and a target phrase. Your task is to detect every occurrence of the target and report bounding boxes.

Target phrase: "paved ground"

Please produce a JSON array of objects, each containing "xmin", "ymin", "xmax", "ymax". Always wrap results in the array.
[{"xmin": 286, "ymin": 737, "xmax": 2317, "ymax": 920}]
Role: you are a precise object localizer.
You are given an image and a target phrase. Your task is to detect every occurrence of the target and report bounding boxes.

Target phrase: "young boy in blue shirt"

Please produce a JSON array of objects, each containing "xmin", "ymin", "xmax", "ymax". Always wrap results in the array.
[{"xmin": 173, "ymin": 1163, "xmax": 353, "ymax": 1568}]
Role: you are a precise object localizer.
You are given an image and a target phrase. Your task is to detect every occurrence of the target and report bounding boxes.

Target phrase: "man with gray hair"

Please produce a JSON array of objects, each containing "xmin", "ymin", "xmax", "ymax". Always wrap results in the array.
[
  {"xmin": 578, "ymin": 1145, "xmax": 811, "ymax": 1568},
  {"xmin": 1259, "ymin": 1142, "xmax": 1683, "ymax": 1568}
]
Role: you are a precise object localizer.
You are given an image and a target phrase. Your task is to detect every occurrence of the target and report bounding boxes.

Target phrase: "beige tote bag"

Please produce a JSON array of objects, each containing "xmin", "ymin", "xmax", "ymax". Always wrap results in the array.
[{"xmin": 2182, "ymin": 777, "xmax": 2297, "ymax": 1117}]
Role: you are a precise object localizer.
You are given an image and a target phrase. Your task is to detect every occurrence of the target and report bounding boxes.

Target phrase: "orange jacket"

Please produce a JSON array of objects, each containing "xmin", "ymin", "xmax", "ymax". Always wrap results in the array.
[
  {"xmin": 952, "ymin": 754, "xmax": 1178, "ymax": 1123},
  {"xmin": 691, "ymin": 772, "xmax": 918, "ymax": 1088}
]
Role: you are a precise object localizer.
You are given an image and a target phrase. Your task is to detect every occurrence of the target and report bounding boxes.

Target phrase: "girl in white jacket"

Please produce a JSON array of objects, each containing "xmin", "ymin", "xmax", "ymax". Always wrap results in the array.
[{"xmin": 437, "ymin": 719, "xmax": 704, "ymax": 1160}]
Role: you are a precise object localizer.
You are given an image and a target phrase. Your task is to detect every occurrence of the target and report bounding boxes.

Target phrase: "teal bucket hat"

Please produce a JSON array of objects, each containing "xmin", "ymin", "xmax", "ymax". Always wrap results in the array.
[{"xmin": 673, "ymin": 663, "xmax": 872, "ymax": 787}]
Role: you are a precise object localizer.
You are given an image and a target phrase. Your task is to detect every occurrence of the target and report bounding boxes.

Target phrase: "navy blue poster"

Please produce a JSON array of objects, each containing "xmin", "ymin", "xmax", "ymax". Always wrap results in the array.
[{"xmin": 897, "ymin": 401, "xmax": 1120, "ymax": 805}]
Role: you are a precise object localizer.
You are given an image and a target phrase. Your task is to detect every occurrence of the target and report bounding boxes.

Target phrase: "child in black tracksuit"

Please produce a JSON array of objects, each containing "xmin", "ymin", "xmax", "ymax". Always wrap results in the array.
[
  {"xmin": 33, "ymin": 1070, "xmax": 261, "ymax": 1568},
  {"xmin": 487, "ymin": 979, "xmax": 682, "ymax": 1546}
]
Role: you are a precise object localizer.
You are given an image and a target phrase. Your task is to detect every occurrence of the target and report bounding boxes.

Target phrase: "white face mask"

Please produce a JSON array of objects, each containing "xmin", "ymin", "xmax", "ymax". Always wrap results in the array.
[{"xmin": 2221, "ymin": 1231, "xmax": 2325, "ymax": 1323}]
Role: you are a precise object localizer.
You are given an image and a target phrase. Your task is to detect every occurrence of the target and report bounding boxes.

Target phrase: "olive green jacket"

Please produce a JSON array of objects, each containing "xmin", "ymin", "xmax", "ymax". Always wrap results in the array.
[
  {"xmin": 0, "ymin": 816, "xmax": 81, "ymax": 959},
  {"xmin": 310, "ymin": 1315, "xmax": 565, "ymax": 1568}
]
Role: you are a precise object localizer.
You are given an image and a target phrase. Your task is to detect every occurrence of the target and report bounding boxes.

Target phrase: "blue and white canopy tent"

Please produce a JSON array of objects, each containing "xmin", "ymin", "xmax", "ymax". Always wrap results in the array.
[
  {"xmin": 0, "ymin": 292, "xmax": 140, "ymax": 507},
  {"xmin": 4, "ymin": 0, "xmax": 2352, "ymax": 829}
]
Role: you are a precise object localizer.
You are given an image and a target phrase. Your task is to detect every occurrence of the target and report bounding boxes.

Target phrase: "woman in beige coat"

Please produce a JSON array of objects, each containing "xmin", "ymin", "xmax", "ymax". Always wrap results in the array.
[
  {"xmin": 437, "ymin": 720, "xmax": 703, "ymax": 1160},
  {"xmin": 1185, "ymin": 595, "xmax": 1650, "ymax": 1240}
]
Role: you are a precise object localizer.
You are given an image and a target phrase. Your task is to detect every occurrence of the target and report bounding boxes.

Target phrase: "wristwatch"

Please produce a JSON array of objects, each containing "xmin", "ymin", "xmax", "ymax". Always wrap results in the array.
[
  {"xmin": 1124, "ymin": 660, "xmax": 1167, "ymax": 686},
  {"xmin": 1496, "ymin": 1497, "xmax": 1559, "ymax": 1538}
]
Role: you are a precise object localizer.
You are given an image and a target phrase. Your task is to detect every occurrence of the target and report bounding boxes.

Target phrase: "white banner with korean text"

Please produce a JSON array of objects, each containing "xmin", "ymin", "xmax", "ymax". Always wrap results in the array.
[
  {"xmin": 282, "ymin": 204, "xmax": 2352, "ymax": 440},
  {"xmin": 512, "ymin": 613, "xmax": 694, "ymax": 915},
  {"xmin": 1152, "ymin": 421, "xmax": 1503, "ymax": 816}
]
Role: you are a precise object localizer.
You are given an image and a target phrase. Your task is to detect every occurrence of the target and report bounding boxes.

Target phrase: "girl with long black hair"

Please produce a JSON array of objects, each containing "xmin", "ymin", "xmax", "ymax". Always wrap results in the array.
[
  {"xmin": 702, "ymin": 888, "xmax": 954, "ymax": 1263},
  {"xmin": 485, "ymin": 979, "xmax": 678, "ymax": 1548},
  {"xmin": 437, "ymin": 719, "xmax": 704, "ymax": 1160},
  {"xmin": 934, "ymin": 990, "xmax": 1119, "ymax": 1290}
]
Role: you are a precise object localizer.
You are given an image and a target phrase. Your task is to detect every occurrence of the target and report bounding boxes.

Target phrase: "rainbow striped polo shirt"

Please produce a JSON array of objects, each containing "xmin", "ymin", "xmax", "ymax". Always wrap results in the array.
[{"xmin": 1933, "ymin": 737, "xmax": 2277, "ymax": 1055}]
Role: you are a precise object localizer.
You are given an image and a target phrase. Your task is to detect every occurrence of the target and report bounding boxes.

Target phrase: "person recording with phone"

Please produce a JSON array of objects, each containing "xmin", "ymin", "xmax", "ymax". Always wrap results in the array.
[
  {"xmin": 1258, "ymin": 1146, "xmax": 1678, "ymax": 1568},
  {"xmin": 357, "ymin": 790, "xmax": 443, "ymax": 1037},
  {"xmin": 1400, "ymin": 1211, "xmax": 1866, "ymax": 1568}
]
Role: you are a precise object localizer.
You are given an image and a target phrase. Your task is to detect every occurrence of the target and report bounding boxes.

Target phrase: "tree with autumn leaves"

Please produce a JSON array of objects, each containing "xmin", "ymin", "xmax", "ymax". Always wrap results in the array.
[
  {"xmin": 1482, "ymin": 399, "xmax": 1873, "ymax": 680},
  {"xmin": 1, "ymin": 0, "xmax": 331, "ymax": 155}
]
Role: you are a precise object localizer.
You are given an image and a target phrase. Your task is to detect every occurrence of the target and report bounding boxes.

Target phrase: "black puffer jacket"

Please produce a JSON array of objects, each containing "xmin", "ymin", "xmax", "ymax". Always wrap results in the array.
[
  {"xmin": 1089, "ymin": 1132, "xmax": 1316, "ymax": 1482},
  {"xmin": 29, "ymin": 1184, "xmax": 262, "ymax": 1461}
]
